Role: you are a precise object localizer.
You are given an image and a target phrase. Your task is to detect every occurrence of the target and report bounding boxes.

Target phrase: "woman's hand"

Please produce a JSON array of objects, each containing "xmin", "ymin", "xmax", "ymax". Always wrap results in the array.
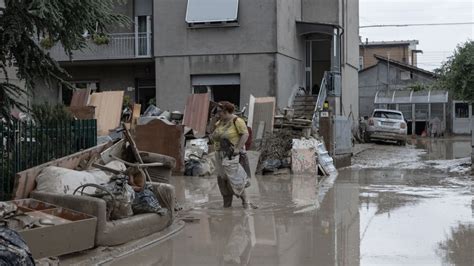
[{"xmin": 233, "ymin": 149, "xmax": 240, "ymax": 156}]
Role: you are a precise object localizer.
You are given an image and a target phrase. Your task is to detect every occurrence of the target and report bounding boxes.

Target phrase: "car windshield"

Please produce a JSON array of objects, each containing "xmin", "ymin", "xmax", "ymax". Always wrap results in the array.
[{"xmin": 373, "ymin": 111, "xmax": 403, "ymax": 120}]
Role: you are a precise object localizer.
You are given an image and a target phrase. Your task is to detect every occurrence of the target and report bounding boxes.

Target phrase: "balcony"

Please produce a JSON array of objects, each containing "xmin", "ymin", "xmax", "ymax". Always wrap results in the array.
[{"xmin": 48, "ymin": 33, "xmax": 153, "ymax": 62}]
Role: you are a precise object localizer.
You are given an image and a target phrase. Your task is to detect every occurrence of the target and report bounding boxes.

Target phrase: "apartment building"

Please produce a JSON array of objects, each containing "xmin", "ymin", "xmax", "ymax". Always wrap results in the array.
[{"xmin": 41, "ymin": 0, "xmax": 359, "ymax": 117}]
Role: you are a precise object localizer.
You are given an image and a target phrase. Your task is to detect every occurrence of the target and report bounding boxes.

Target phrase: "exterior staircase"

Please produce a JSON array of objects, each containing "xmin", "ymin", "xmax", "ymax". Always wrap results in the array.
[{"xmin": 293, "ymin": 95, "xmax": 317, "ymax": 119}]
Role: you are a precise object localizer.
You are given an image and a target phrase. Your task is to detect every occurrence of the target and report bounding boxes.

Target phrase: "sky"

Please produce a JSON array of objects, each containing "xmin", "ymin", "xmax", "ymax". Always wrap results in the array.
[{"xmin": 360, "ymin": 0, "xmax": 473, "ymax": 71}]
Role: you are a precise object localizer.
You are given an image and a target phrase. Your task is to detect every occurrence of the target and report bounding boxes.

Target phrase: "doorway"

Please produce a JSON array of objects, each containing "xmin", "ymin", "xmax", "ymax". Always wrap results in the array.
[
  {"xmin": 191, "ymin": 74, "xmax": 241, "ymax": 107},
  {"xmin": 305, "ymin": 37, "xmax": 332, "ymax": 95},
  {"xmin": 136, "ymin": 79, "xmax": 156, "ymax": 112}
]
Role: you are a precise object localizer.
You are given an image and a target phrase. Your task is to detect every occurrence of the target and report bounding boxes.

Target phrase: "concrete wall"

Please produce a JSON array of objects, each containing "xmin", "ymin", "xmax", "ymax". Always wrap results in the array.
[
  {"xmin": 275, "ymin": 0, "xmax": 304, "ymax": 108},
  {"xmin": 341, "ymin": 0, "xmax": 359, "ymax": 118},
  {"xmin": 302, "ymin": 0, "xmax": 341, "ymax": 25},
  {"xmin": 64, "ymin": 63, "xmax": 154, "ymax": 100},
  {"xmin": 1, "ymin": 66, "xmax": 29, "ymax": 107},
  {"xmin": 155, "ymin": 54, "xmax": 276, "ymax": 111},
  {"xmin": 109, "ymin": 1, "xmax": 134, "ymax": 33},
  {"xmin": 153, "ymin": 0, "xmax": 277, "ymax": 56},
  {"xmin": 276, "ymin": 54, "xmax": 303, "ymax": 108},
  {"xmin": 32, "ymin": 80, "xmax": 60, "ymax": 105},
  {"xmin": 276, "ymin": 0, "xmax": 302, "ymax": 59},
  {"xmin": 33, "ymin": 62, "xmax": 154, "ymax": 105}
]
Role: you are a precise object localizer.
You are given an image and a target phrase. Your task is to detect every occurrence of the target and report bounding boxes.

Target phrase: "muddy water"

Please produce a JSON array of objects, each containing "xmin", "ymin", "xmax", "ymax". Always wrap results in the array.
[{"xmin": 110, "ymin": 139, "xmax": 473, "ymax": 265}]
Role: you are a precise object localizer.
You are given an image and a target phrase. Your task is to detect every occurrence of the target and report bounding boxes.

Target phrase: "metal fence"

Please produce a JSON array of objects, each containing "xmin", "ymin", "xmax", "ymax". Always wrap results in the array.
[
  {"xmin": 48, "ymin": 33, "xmax": 153, "ymax": 61},
  {"xmin": 0, "ymin": 119, "xmax": 97, "ymax": 200}
]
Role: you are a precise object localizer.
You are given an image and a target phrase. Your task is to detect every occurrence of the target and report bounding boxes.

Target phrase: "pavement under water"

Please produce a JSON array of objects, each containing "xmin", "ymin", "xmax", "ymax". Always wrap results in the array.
[{"xmin": 109, "ymin": 138, "xmax": 473, "ymax": 266}]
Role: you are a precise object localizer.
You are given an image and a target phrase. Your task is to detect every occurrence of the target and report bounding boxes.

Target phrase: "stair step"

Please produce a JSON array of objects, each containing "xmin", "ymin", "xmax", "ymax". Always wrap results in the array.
[{"xmin": 294, "ymin": 95, "xmax": 318, "ymax": 99}]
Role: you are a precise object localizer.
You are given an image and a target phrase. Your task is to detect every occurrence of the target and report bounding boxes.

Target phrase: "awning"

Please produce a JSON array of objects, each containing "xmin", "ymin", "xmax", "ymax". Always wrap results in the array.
[
  {"xmin": 296, "ymin": 21, "xmax": 340, "ymax": 36},
  {"xmin": 374, "ymin": 90, "xmax": 449, "ymax": 104},
  {"xmin": 186, "ymin": 0, "xmax": 239, "ymax": 23}
]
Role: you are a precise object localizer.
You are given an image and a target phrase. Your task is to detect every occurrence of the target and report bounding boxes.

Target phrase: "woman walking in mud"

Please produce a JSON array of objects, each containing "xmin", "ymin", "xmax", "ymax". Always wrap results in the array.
[{"xmin": 211, "ymin": 101, "xmax": 250, "ymax": 208}]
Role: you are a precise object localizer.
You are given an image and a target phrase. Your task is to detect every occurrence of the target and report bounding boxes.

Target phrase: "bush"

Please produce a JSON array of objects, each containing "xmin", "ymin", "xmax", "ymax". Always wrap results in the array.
[{"xmin": 31, "ymin": 103, "xmax": 73, "ymax": 122}]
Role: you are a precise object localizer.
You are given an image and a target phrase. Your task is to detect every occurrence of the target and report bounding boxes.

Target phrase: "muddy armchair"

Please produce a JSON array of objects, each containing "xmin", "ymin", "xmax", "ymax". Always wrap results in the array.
[{"xmin": 30, "ymin": 182, "xmax": 175, "ymax": 246}]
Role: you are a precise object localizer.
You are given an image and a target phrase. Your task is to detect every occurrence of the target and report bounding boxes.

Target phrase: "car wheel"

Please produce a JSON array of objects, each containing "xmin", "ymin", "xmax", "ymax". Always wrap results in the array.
[{"xmin": 364, "ymin": 133, "xmax": 371, "ymax": 143}]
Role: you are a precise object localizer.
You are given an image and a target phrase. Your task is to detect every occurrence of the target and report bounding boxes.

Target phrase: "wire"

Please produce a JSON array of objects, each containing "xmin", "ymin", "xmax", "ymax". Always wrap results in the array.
[{"xmin": 360, "ymin": 22, "xmax": 474, "ymax": 28}]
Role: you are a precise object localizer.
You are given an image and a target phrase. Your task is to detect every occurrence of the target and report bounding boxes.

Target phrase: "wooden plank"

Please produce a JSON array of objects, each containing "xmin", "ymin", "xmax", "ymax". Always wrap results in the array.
[
  {"xmin": 247, "ymin": 95, "xmax": 256, "ymax": 127},
  {"xmin": 183, "ymin": 93, "xmax": 210, "ymax": 138},
  {"xmin": 70, "ymin": 89, "xmax": 91, "ymax": 107},
  {"xmin": 255, "ymin": 121, "xmax": 265, "ymax": 141},
  {"xmin": 130, "ymin": 103, "xmax": 141, "ymax": 130},
  {"xmin": 134, "ymin": 119, "xmax": 185, "ymax": 173},
  {"xmin": 89, "ymin": 91, "xmax": 124, "ymax": 136},
  {"xmin": 68, "ymin": 106, "xmax": 96, "ymax": 120},
  {"xmin": 247, "ymin": 95, "xmax": 275, "ymax": 139}
]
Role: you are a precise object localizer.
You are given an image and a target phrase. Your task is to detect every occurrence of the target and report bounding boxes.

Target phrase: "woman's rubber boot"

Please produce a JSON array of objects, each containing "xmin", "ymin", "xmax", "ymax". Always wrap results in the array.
[{"xmin": 223, "ymin": 195, "xmax": 233, "ymax": 208}]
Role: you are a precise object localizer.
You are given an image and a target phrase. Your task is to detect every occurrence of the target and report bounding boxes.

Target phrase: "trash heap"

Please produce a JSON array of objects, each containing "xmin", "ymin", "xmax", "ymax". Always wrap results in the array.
[{"xmin": 257, "ymin": 106, "xmax": 337, "ymax": 176}]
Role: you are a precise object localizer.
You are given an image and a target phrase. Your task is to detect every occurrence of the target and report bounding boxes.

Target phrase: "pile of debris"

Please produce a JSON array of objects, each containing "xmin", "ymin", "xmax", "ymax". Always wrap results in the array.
[
  {"xmin": 258, "ymin": 129, "xmax": 297, "ymax": 174},
  {"xmin": 256, "ymin": 103, "xmax": 337, "ymax": 176},
  {"xmin": 2, "ymin": 124, "xmax": 177, "ymax": 258}
]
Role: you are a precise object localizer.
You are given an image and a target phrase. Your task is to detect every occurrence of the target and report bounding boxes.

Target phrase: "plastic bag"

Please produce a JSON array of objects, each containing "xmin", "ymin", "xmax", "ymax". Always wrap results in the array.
[
  {"xmin": 132, "ymin": 184, "xmax": 167, "ymax": 216},
  {"xmin": 143, "ymin": 105, "xmax": 162, "ymax": 117},
  {"xmin": 261, "ymin": 159, "xmax": 282, "ymax": 173},
  {"xmin": 0, "ymin": 227, "xmax": 34, "ymax": 266},
  {"xmin": 222, "ymin": 156, "xmax": 248, "ymax": 196},
  {"xmin": 98, "ymin": 175, "xmax": 135, "ymax": 220}
]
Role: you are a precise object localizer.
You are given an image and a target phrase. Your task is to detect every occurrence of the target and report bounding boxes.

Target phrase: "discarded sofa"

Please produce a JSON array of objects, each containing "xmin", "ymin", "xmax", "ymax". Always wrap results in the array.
[
  {"xmin": 12, "ymin": 142, "xmax": 177, "ymax": 247},
  {"xmin": 31, "ymin": 182, "xmax": 175, "ymax": 246}
]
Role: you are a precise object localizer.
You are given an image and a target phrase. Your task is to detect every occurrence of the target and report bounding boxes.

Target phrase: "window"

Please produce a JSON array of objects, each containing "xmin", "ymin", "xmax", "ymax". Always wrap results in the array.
[
  {"xmin": 359, "ymin": 56, "xmax": 364, "ymax": 70},
  {"xmin": 135, "ymin": 16, "xmax": 151, "ymax": 56},
  {"xmin": 455, "ymin": 103, "xmax": 469, "ymax": 118},
  {"xmin": 186, "ymin": 0, "xmax": 239, "ymax": 27},
  {"xmin": 373, "ymin": 111, "xmax": 403, "ymax": 120},
  {"xmin": 401, "ymin": 71, "xmax": 411, "ymax": 80}
]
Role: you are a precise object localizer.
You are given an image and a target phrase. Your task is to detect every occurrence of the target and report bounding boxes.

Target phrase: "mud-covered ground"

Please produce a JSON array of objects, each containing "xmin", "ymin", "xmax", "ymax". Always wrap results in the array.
[{"xmin": 108, "ymin": 137, "xmax": 473, "ymax": 266}]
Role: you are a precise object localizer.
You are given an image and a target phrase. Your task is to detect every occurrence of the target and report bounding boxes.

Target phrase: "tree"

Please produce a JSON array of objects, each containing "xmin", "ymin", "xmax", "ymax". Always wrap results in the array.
[
  {"xmin": 435, "ymin": 40, "xmax": 474, "ymax": 102},
  {"xmin": 0, "ymin": 0, "xmax": 128, "ymax": 119}
]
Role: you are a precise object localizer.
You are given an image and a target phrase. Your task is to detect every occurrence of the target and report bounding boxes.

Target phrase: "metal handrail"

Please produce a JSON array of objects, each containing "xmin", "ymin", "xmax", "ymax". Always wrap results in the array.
[{"xmin": 312, "ymin": 71, "xmax": 330, "ymax": 129}]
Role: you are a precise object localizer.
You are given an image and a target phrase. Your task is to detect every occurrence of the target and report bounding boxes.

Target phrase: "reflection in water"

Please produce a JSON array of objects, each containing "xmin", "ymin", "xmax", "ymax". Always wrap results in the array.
[
  {"xmin": 437, "ymin": 223, "xmax": 474, "ymax": 265},
  {"xmin": 110, "ymin": 173, "xmax": 361, "ymax": 266},
  {"xmin": 414, "ymin": 137, "xmax": 471, "ymax": 160},
  {"xmin": 110, "ymin": 163, "xmax": 472, "ymax": 265}
]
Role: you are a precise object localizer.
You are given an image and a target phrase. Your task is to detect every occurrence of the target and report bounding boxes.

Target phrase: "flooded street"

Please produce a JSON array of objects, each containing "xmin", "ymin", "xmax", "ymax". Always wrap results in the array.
[{"xmin": 110, "ymin": 138, "xmax": 473, "ymax": 265}]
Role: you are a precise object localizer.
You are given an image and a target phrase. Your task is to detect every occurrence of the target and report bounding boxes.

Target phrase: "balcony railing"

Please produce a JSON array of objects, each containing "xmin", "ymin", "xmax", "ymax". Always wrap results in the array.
[{"xmin": 47, "ymin": 33, "xmax": 153, "ymax": 61}]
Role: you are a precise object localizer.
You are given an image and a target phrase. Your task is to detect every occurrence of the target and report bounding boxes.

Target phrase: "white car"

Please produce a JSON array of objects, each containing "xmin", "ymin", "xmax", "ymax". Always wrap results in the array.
[{"xmin": 365, "ymin": 109, "xmax": 408, "ymax": 146}]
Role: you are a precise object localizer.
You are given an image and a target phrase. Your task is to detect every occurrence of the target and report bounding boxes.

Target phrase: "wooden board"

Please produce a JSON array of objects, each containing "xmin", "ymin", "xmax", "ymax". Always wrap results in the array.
[
  {"xmin": 70, "ymin": 89, "xmax": 91, "ymax": 107},
  {"xmin": 135, "ymin": 119, "xmax": 185, "ymax": 173},
  {"xmin": 247, "ymin": 95, "xmax": 275, "ymax": 139},
  {"xmin": 89, "ymin": 91, "xmax": 124, "ymax": 136},
  {"xmin": 13, "ymin": 143, "xmax": 111, "ymax": 200},
  {"xmin": 183, "ymin": 93, "xmax": 210, "ymax": 138},
  {"xmin": 68, "ymin": 106, "xmax": 96, "ymax": 120},
  {"xmin": 131, "ymin": 103, "xmax": 141, "ymax": 130}
]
